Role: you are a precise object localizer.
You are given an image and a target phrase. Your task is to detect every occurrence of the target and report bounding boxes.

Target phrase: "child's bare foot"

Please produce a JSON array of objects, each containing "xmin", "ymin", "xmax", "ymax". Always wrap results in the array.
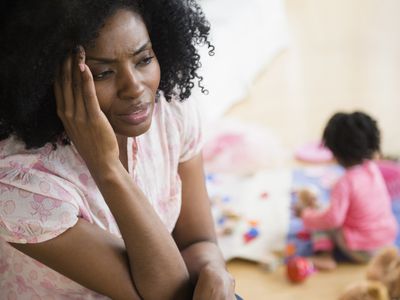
[{"xmin": 309, "ymin": 253, "xmax": 337, "ymax": 271}]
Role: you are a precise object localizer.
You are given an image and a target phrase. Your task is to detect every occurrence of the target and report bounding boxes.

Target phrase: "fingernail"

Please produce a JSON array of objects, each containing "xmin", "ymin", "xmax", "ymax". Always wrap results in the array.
[
  {"xmin": 79, "ymin": 63, "xmax": 85, "ymax": 72},
  {"xmin": 74, "ymin": 45, "xmax": 85, "ymax": 72}
]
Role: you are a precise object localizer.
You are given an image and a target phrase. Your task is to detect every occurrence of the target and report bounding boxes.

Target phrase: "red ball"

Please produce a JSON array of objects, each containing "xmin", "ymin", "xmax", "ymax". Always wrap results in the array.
[{"xmin": 286, "ymin": 256, "xmax": 313, "ymax": 283}]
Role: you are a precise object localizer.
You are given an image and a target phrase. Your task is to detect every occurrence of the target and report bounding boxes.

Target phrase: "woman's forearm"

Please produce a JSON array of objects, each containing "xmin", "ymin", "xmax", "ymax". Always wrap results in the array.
[
  {"xmin": 91, "ymin": 161, "xmax": 191, "ymax": 300},
  {"xmin": 181, "ymin": 240, "xmax": 227, "ymax": 282}
]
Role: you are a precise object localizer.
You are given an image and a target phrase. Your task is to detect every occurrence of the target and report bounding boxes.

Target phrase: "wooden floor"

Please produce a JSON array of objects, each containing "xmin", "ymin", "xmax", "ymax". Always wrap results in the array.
[{"xmin": 225, "ymin": 0, "xmax": 400, "ymax": 299}]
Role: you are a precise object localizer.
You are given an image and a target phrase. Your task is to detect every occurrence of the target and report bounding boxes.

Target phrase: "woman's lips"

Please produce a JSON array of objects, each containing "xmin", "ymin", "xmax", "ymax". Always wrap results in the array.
[{"xmin": 118, "ymin": 104, "xmax": 151, "ymax": 125}]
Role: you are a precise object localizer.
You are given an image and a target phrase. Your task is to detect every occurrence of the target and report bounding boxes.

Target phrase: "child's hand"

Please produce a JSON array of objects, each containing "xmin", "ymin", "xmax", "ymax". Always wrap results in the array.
[{"xmin": 54, "ymin": 46, "xmax": 119, "ymax": 173}]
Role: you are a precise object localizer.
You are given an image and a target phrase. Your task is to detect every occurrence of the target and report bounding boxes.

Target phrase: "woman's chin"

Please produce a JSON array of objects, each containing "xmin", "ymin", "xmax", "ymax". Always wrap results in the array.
[{"xmin": 115, "ymin": 120, "xmax": 152, "ymax": 138}]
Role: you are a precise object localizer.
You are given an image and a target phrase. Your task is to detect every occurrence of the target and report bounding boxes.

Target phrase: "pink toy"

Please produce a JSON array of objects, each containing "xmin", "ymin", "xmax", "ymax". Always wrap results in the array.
[
  {"xmin": 294, "ymin": 141, "xmax": 333, "ymax": 163},
  {"xmin": 286, "ymin": 256, "xmax": 314, "ymax": 283},
  {"xmin": 376, "ymin": 160, "xmax": 400, "ymax": 200},
  {"xmin": 202, "ymin": 120, "xmax": 287, "ymax": 174}
]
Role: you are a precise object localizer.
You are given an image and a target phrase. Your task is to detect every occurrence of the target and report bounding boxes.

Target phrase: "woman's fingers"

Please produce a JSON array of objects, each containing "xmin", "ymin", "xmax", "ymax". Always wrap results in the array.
[
  {"xmin": 55, "ymin": 46, "xmax": 100, "ymax": 123},
  {"xmin": 60, "ymin": 55, "xmax": 75, "ymax": 119},
  {"xmin": 71, "ymin": 46, "xmax": 86, "ymax": 118},
  {"xmin": 81, "ymin": 63, "xmax": 101, "ymax": 118},
  {"xmin": 54, "ymin": 69, "xmax": 65, "ymax": 119},
  {"xmin": 53, "ymin": 47, "xmax": 119, "ymax": 169}
]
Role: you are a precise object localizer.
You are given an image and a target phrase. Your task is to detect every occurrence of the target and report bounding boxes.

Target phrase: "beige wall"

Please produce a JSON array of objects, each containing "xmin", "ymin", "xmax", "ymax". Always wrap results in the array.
[{"xmin": 226, "ymin": 0, "xmax": 400, "ymax": 157}]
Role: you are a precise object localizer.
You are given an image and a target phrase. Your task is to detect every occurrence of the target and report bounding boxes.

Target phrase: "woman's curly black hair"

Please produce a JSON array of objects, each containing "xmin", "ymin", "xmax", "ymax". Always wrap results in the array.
[
  {"xmin": 322, "ymin": 111, "xmax": 381, "ymax": 167},
  {"xmin": 0, "ymin": 0, "xmax": 213, "ymax": 148}
]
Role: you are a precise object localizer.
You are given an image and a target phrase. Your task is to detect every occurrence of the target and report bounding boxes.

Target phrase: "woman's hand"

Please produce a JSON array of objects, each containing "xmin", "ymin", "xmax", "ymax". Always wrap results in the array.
[
  {"xmin": 54, "ymin": 46, "xmax": 119, "ymax": 172},
  {"xmin": 193, "ymin": 264, "xmax": 236, "ymax": 300}
]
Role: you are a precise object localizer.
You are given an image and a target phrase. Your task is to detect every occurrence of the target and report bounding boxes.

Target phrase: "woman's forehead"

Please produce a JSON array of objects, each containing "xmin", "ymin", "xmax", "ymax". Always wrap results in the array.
[{"xmin": 87, "ymin": 9, "xmax": 149, "ymax": 56}]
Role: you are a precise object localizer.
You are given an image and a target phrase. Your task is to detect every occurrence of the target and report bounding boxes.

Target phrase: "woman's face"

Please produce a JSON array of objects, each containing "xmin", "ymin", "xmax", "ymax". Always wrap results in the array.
[{"xmin": 85, "ymin": 9, "xmax": 160, "ymax": 137}]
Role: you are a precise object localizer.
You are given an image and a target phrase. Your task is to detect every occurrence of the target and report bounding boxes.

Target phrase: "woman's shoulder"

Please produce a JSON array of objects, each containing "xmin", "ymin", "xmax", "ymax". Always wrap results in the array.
[
  {"xmin": 0, "ymin": 135, "xmax": 52, "ymax": 163},
  {"xmin": 155, "ymin": 93, "xmax": 200, "ymax": 123},
  {"xmin": 148, "ymin": 93, "xmax": 203, "ymax": 162},
  {"xmin": 0, "ymin": 135, "xmax": 85, "ymax": 182}
]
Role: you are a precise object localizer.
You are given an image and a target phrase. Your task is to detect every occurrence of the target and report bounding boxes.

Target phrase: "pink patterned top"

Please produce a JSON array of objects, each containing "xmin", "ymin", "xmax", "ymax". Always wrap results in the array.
[{"xmin": 0, "ymin": 97, "xmax": 203, "ymax": 299}]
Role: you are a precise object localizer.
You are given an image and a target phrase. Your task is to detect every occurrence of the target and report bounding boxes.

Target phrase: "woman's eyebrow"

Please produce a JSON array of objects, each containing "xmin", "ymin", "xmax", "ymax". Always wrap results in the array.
[{"xmin": 86, "ymin": 40, "xmax": 152, "ymax": 63}]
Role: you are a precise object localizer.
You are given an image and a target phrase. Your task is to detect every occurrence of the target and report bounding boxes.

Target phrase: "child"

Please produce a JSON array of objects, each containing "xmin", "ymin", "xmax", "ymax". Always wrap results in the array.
[{"xmin": 297, "ymin": 111, "xmax": 398, "ymax": 271}]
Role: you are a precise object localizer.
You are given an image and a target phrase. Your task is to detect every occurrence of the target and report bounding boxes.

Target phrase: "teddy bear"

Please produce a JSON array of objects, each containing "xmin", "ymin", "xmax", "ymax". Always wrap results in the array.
[
  {"xmin": 293, "ymin": 186, "xmax": 320, "ymax": 217},
  {"xmin": 366, "ymin": 246, "xmax": 400, "ymax": 299},
  {"xmin": 338, "ymin": 280, "xmax": 389, "ymax": 300},
  {"xmin": 338, "ymin": 246, "xmax": 400, "ymax": 300}
]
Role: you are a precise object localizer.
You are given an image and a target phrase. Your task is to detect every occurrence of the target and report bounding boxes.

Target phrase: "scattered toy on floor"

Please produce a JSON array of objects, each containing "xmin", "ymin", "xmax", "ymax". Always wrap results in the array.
[
  {"xmin": 292, "ymin": 186, "xmax": 320, "ymax": 217},
  {"xmin": 338, "ymin": 281, "xmax": 389, "ymax": 300},
  {"xmin": 286, "ymin": 256, "xmax": 315, "ymax": 283},
  {"xmin": 339, "ymin": 246, "xmax": 400, "ymax": 300},
  {"xmin": 243, "ymin": 227, "xmax": 259, "ymax": 244}
]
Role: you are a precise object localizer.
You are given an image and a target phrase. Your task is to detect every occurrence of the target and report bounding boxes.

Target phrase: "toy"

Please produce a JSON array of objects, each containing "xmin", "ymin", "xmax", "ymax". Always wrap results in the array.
[
  {"xmin": 243, "ymin": 227, "xmax": 259, "ymax": 244},
  {"xmin": 286, "ymin": 256, "xmax": 314, "ymax": 283},
  {"xmin": 376, "ymin": 160, "xmax": 400, "ymax": 200},
  {"xmin": 285, "ymin": 243, "xmax": 297, "ymax": 257},
  {"xmin": 339, "ymin": 247, "xmax": 400, "ymax": 300},
  {"xmin": 294, "ymin": 141, "xmax": 333, "ymax": 163},
  {"xmin": 366, "ymin": 246, "xmax": 400, "ymax": 299},
  {"xmin": 296, "ymin": 187, "xmax": 319, "ymax": 209},
  {"xmin": 293, "ymin": 186, "xmax": 320, "ymax": 217},
  {"xmin": 338, "ymin": 281, "xmax": 389, "ymax": 300}
]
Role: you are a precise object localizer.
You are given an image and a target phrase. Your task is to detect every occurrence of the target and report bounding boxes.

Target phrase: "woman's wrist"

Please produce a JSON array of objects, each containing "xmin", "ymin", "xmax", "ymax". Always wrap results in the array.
[{"xmin": 87, "ymin": 159, "xmax": 126, "ymax": 185}]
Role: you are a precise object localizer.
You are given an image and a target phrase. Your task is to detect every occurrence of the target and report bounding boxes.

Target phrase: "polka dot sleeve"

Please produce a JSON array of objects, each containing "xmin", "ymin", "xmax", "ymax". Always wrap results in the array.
[{"xmin": 0, "ymin": 168, "xmax": 80, "ymax": 244}]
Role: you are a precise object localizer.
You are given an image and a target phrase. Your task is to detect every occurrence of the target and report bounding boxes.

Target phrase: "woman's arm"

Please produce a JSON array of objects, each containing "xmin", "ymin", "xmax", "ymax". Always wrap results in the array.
[
  {"xmin": 91, "ymin": 161, "xmax": 192, "ymax": 300},
  {"xmin": 12, "ymin": 219, "xmax": 141, "ymax": 300},
  {"xmin": 174, "ymin": 154, "xmax": 236, "ymax": 299}
]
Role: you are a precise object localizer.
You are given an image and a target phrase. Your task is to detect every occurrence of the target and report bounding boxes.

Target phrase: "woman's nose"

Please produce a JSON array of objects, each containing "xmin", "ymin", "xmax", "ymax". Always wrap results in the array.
[{"xmin": 117, "ymin": 66, "xmax": 145, "ymax": 100}]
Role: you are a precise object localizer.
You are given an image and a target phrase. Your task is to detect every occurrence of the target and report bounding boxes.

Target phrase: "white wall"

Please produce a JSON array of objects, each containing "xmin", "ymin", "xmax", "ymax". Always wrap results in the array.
[{"xmin": 193, "ymin": 0, "xmax": 289, "ymax": 128}]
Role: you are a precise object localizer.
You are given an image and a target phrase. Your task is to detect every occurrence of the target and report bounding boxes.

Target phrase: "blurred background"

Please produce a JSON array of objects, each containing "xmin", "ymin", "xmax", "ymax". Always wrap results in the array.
[
  {"xmin": 195, "ymin": 0, "xmax": 400, "ymax": 299},
  {"xmin": 196, "ymin": 0, "xmax": 400, "ymax": 157}
]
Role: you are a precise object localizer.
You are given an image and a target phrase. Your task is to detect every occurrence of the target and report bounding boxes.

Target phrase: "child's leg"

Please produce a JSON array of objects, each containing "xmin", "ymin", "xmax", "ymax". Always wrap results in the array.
[
  {"xmin": 333, "ymin": 231, "xmax": 373, "ymax": 264},
  {"xmin": 309, "ymin": 230, "xmax": 337, "ymax": 271},
  {"xmin": 312, "ymin": 230, "xmax": 335, "ymax": 252}
]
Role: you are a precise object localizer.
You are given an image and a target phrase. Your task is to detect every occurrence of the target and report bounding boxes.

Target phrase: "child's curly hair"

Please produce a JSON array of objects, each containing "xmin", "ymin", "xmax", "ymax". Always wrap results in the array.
[
  {"xmin": 0, "ymin": 0, "xmax": 213, "ymax": 148},
  {"xmin": 322, "ymin": 111, "xmax": 381, "ymax": 167}
]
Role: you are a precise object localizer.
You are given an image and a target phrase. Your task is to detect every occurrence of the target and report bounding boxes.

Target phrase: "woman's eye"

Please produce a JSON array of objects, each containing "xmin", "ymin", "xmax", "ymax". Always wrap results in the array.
[
  {"xmin": 93, "ymin": 70, "xmax": 113, "ymax": 80},
  {"xmin": 138, "ymin": 56, "xmax": 154, "ymax": 66}
]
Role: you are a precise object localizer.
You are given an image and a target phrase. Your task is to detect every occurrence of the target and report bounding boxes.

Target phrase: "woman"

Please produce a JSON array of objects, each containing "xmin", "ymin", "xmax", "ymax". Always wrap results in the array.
[{"xmin": 0, "ymin": 0, "xmax": 237, "ymax": 299}]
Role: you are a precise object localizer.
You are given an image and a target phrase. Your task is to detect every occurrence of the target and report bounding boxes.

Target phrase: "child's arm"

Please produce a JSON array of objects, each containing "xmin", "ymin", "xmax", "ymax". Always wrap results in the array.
[
  {"xmin": 301, "ymin": 178, "xmax": 350, "ymax": 230},
  {"xmin": 173, "ymin": 154, "xmax": 236, "ymax": 299}
]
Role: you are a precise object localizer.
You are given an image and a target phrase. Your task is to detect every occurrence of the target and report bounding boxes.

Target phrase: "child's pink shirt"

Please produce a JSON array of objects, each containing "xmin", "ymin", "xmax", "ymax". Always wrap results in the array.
[
  {"xmin": 0, "ymin": 97, "xmax": 203, "ymax": 299},
  {"xmin": 302, "ymin": 160, "xmax": 398, "ymax": 251}
]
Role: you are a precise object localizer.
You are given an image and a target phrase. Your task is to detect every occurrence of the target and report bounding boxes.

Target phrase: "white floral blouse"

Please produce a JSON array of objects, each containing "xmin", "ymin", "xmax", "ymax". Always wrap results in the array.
[{"xmin": 0, "ymin": 97, "xmax": 203, "ymax": 299}]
